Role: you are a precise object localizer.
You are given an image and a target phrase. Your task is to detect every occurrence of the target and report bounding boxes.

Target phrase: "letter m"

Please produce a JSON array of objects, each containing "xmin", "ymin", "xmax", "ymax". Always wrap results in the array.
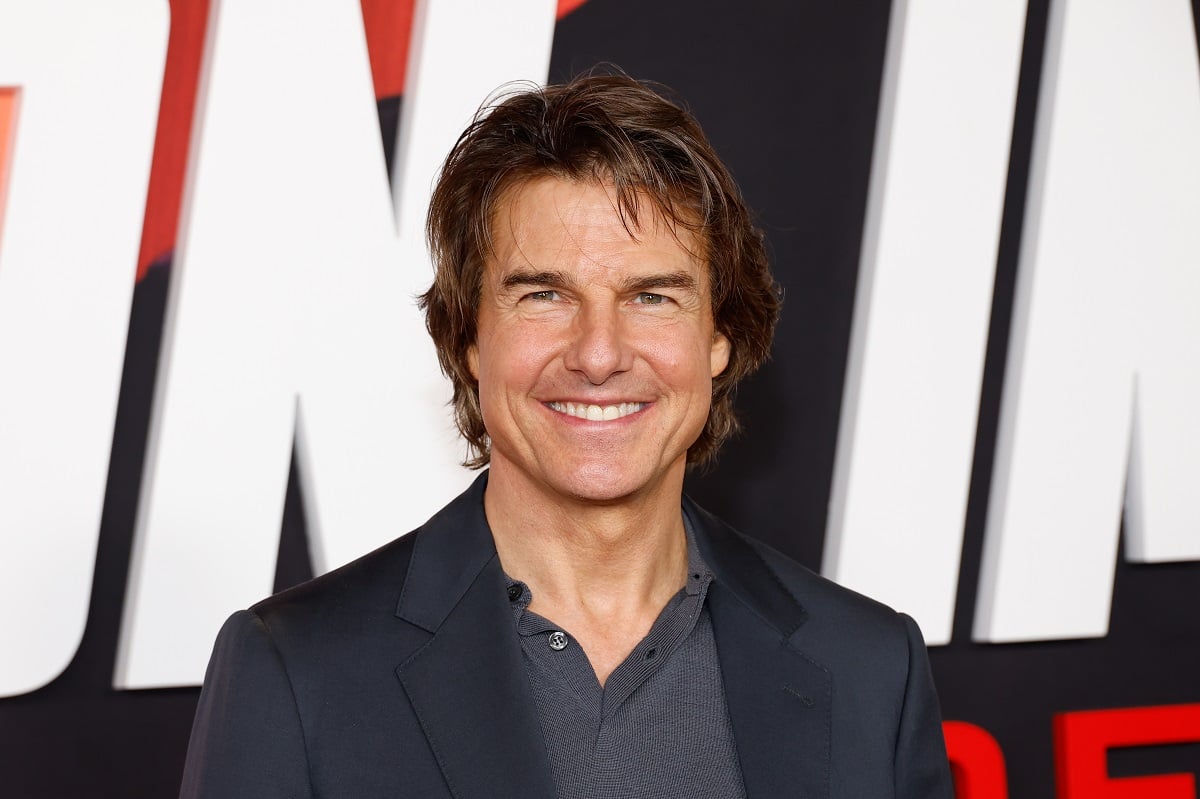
[{"xmin": 974, "ymin": 0, "xmax": 1200, "ymax": 642}]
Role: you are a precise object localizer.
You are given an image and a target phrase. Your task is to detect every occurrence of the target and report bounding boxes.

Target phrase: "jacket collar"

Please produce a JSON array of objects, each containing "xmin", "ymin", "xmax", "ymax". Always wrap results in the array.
[
  {"xmin": 394, "ymin": 476, "xmax": 814, "ymax": 637},
  {"xmin": 395, "ymin": 472, "xmax": 831, "ymax": 799},
  {"xmin": 684, "ymin": 496, "xmax": 810, "ymax": 637},
  {"xmin": 685, "ymin": 496, "xmax": 833, "ymax": 799},
  {"xmin": 394, "ymin": 471, "xmax": 557, "ymax": 799},
  {"xmin": 394, "ymin": 471, "xmax": 496, "ymax": 632}
]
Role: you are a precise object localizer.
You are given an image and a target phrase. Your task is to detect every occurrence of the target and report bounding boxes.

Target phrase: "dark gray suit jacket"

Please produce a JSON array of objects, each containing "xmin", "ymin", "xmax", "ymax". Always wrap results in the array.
[{"xmin": 180, "ymin": 473, "xmax": 952, "ymax": 798}]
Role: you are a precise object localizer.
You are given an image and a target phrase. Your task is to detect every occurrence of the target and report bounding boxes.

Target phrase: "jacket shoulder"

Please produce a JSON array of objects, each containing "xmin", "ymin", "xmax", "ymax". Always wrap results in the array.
[
  {"xmin": 244, "ymin": 530, "xmax": 420, "ymax": 652},
  {"xmin": 248, "ymin": 472, "xmax": 491, "ymax": 637},
  {"xmin": 747, "ymin": 534, "xmax": 905, "ymax": 627},
  {"xmin": 691, "ymin": 500, "xmax": 918, "ymax": 660}
]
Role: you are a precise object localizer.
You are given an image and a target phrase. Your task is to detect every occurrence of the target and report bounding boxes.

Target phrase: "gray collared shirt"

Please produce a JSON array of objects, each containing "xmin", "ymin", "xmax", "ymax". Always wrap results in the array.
[{"xmin": 504, "ymin": 516, "xmax": 747, "ymax": 799}]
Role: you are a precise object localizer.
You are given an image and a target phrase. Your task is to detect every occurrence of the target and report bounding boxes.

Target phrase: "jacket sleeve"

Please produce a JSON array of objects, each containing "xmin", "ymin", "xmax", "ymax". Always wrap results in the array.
[
  {"xmin": 179, "ymin": 610, "xmax": 314, "ymax": 799},
  {"xmin": 894, "ymin": 613, "xmax": 955, "ymax": 799}
]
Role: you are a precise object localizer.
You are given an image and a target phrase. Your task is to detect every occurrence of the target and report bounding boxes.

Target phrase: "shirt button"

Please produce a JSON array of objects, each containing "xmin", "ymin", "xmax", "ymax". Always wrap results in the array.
[
  {"xmin": 507, "ymin": 584, "xmax": 522, "ymax": 602},
  {"xmin": 548, "ymin": 631, "xmax": 569, "ymax": 651}
]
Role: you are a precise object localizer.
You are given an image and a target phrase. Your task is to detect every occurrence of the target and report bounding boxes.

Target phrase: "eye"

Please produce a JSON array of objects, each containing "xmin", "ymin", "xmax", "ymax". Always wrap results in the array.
[
  {"xmin": 523, "ymin": 289, "xmax": 560, "ymax": 302},
  {"xmin": 633, "ymin": 292, "xmax": 667, "ymax": 305}
]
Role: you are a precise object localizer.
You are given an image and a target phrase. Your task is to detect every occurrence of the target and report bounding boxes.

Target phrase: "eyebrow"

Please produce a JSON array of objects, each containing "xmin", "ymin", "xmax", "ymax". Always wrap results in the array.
[
  {"xmin": 620, "ymin": 271, "xmax": 699, "ymax": 295},
  {"xmin": 499, "ymin": 270, "xmax": 575, "ymax": 292},
  {"xmin": 498, "ymin": 269, "xmax": 699, "ymax": 296}
]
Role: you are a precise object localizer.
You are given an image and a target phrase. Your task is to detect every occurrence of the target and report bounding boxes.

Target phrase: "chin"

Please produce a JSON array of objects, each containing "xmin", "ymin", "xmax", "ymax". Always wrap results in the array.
[{"xmin": 547, "ymin": 458, "xmax": 666, "ymax": 505}]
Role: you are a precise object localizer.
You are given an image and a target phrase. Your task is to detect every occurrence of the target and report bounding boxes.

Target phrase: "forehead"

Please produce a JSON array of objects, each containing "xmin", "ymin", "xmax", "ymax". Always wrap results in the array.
[{"xmin": 485, "ymin": 177, "xmax": 706, "ymax": 282}]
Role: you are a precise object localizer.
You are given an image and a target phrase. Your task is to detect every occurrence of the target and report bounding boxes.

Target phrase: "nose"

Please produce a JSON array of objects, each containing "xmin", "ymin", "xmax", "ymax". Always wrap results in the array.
[{"xmin": 563, "ymin": 302, "xmax": 632, "ymax": 384}]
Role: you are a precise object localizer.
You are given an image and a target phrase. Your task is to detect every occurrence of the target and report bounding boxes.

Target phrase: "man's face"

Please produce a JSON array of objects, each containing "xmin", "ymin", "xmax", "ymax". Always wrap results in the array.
[{"xmin": 468, "ymin": 177, "xmax": 730, "ymax": 504}]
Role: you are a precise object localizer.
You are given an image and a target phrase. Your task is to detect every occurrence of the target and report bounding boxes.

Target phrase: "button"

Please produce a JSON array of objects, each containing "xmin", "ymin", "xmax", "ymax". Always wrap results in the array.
[
  {"xmin": 507, "ymin": 584, "xmax": 522, "ymax": 602},
  {"xmin": 548, "ymin": 631, "xmax": 569, "ymax": 651}
]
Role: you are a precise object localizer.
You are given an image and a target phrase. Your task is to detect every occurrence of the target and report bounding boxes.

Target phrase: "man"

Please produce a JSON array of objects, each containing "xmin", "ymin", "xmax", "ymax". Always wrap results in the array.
[{"xmin": 181, "ymin": 74, "xmax": 952, "ymax": 798}]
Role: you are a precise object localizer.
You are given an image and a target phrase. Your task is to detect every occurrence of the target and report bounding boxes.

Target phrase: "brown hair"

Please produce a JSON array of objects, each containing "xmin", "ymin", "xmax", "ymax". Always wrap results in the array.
[{"xmin": 421, "ymin": 72, "xmax": 780, "ymax": 468}]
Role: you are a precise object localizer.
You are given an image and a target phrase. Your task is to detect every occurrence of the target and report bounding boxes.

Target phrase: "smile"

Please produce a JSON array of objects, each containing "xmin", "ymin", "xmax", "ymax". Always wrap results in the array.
[{"xmin": 547, "ymin": 401, "xmax": 646, "ymax": 421}]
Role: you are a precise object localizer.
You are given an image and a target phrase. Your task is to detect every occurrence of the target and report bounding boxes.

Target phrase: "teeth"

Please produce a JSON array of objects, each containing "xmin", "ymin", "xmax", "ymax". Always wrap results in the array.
[{"xmin": 549, "ymin": 401, "xmax": 645, "ymax": 421}]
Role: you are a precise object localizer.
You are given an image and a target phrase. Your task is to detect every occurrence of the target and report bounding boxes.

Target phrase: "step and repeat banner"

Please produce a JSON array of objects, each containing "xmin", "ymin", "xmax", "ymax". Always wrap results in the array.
[{"xmin": 1, "ymin": 0, "xmax": 1199, "ymax": 796}]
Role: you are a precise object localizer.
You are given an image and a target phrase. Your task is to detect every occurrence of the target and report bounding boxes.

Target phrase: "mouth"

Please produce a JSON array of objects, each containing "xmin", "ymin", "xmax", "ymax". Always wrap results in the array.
[{"xmin": 547, "ymin": 401, "xmax": 646, "ymax": 421}]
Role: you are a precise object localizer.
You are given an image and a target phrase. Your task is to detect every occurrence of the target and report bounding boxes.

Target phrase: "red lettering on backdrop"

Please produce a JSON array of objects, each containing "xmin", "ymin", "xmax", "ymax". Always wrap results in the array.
[
  {"xmin": 137, "ymin": 0, "xmax": 210, "ymax": 278},
  {"xmin": 360, "ymin": 0, "xmax": 417, "ymax": 100},
  {"xmin": 137, "ymin": 0, "xmax": 588, "ymax": 281},
  {"xmin": 944, "ymin": 721, "xmax": 1009, "ymax": 799},
  {"xmin": 1055, "ymin": 703, "xmax": 1200, "ymax": 799},
  {"xmin": 0, "ymin": 88, "xmax": 19, "ymax": 245}
]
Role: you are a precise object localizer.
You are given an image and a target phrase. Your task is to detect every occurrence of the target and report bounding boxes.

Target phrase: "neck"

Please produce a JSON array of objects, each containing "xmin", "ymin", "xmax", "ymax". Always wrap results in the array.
[{"xmin": 483, "ymin": 460, "xmax": 689, "ymax": 629}]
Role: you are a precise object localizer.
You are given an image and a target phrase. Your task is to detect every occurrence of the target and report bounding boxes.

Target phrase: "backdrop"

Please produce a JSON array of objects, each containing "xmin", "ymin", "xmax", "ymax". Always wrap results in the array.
[{"xmin": 1, "ymin": 1, "xmax": 1199, "ymax": 797}]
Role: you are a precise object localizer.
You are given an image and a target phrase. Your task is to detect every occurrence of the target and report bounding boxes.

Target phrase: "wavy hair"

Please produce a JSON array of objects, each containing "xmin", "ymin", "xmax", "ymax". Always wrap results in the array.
[{"xmin": 421, "ymin": 73, "xmax": 780, "ymax": 468}]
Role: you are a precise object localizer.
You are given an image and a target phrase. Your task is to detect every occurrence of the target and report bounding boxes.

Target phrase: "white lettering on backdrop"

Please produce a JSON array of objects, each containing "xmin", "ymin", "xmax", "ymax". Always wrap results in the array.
[
  {"xmin": 0, "ymin": 0, "xmax": 167, "ymax": 698},
  {"xmin": 116, "ymin": 0, "xmax": 557, "ymax": 689},
  {"xmin": 4, "ymin": 1, "xmax": 1199, "ymax": 698},
  {"xmin": 824, "ymin": 1, "xmax": 1027, "ymax": 645},
  {"xmin": 975, "ymin": 0, "xmax": 1200, "ymax": 643}
]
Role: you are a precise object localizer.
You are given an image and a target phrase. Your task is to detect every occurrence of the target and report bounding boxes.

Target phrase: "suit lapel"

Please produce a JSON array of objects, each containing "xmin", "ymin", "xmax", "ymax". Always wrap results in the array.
[
  {"xmin": 390, "ymin": 477, "xmax": 831, "ymax": 799},
  {"xmin": 689, "ymin": 500, "xmax": 832, "ymax": 799},
  {"xmin": 394, "ymin": 474, "xmax": 557, "ymax": 799}
]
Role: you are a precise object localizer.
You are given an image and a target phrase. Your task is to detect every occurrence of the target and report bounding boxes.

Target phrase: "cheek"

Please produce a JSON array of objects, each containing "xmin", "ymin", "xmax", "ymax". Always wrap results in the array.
[
  {"xmin": 642, "ymin": 336, "xmax": 714, "ymax": 389},
  {"xmin": 475, "ymin": 327, "xmax": 558, "ymax": 392}
]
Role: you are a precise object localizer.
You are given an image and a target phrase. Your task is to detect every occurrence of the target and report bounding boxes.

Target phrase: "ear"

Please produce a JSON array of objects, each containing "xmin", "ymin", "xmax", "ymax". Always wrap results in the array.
[
  {"xmin": 710, "ymin": 331, "xmax": 731, "ymax": 378},
  {"xmin": 467, "ymin": 344, "xmax": 480, "ymax": 381}
]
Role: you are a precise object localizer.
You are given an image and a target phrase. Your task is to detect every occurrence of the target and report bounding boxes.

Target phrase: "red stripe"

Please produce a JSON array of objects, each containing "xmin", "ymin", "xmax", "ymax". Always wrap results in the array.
[
  {"xmin": 137, "ymin": 0, "xmax": 587, "ymax": 280},
  {"xmin": 0, "ymin": 88, "xmax": 20, "ymax": 251}
]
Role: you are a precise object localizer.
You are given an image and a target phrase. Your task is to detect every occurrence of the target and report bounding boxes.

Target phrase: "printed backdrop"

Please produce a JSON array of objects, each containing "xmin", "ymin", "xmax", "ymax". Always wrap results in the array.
[{"xmin": 1, "ymin": 1, "xmax": 1199, "ymax": 797}]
